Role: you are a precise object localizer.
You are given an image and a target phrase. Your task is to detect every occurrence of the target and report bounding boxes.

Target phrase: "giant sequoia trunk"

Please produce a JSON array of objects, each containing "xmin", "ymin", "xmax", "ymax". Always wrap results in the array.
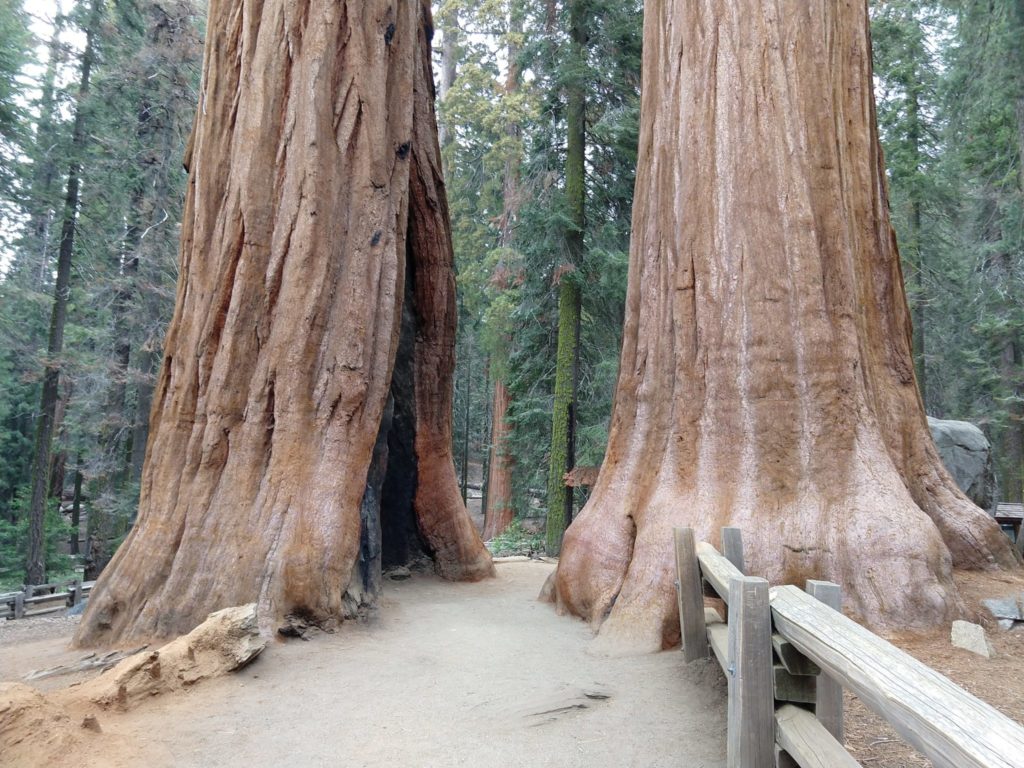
[
  {"xmin": 547, "ymin": 0, "xmax": 1017, "ymax": 654},
  {"xmin": 75, "ymin": 0, "xmax": 493, "ymax": 647},
  {"xmin": 482, "ymin": 380, "xmax": 513, "ymax": 540}
]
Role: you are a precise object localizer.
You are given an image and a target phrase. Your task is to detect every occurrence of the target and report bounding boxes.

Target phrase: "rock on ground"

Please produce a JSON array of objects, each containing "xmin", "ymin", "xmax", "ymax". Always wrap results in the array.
[
  {"xmin": 951, "ymin": 620, "xmax": 994, "ymax": 658},
  {"xmin": 983, "ymin": 594, "xmax": 1024, "ymax": 631},
  {"xmin": 928, "ymin": 417, "xmax": 997, "ymax": 511}
]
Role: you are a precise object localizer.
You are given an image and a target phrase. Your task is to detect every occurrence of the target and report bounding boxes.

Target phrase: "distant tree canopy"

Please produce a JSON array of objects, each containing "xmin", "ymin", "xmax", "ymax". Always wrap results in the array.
[
  {"xmin": 872, "ymin": 0, "xmax": 1023, "ymax": 503},
  {"xmin": 441, "ymin": 0, "xmax": 1022, "ymax": 534},
  {"xmin": 0, "ymin": 0, "xmax": 202, "ymax": 586}
]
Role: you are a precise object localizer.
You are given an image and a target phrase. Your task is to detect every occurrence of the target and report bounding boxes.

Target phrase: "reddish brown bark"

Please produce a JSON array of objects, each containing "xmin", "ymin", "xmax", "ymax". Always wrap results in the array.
[
  {"xmin": 482, "ymin": 380, "xmax": 514, "ymax": 540},
  {"xmin": 547, "ymin": 0, "xmax": 1017, "ymax": 654},
  {"xmin": 406, "ymin": 32, "xmax": 494, "ymax": 576},
  {"xmin": 75, "ymin": 0, "xmax": 492, "ymax": 648}
]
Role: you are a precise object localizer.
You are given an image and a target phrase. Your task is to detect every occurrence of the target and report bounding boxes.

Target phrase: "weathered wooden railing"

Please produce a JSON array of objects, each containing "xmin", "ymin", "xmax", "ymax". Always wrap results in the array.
[
  {"xmin": 0, "ymin": 578, "xmax": 94, "ymax": 621},
  {"xmin": 675, "ymin": 527, "xmax": 1024, "ymax": 768},
  {"xmin": 996, "ymin": 502, "xmax": 1024, "ymax": 553}
]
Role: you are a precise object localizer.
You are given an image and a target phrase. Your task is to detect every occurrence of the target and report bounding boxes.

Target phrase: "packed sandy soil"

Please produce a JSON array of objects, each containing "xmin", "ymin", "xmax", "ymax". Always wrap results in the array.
[
  {"xmin": 0, "ymin": 561, "xmax": 729, "ymax": 768},
  {"xmin": 3, "ymin": 561, "xmax": 1023, "ymax": 768}
]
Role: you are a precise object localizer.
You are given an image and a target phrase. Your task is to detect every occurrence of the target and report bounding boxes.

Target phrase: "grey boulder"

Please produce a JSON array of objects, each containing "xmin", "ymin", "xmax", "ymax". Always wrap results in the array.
[
  {"xmin": 928, "ymin": 417, "xmax": 997, "ymax": 512},
  {"xmin": 983, "ymin": 594, "xmax": 1024, "ymax": 631}
]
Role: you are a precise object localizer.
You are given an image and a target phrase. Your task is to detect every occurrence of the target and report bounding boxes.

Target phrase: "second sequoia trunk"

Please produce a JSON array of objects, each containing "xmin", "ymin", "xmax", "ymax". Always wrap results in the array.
[
  {"xmin": 75, "ymin": 0, "xmax": 493, "ymax": 648},
  {"xmin": 547, "ymin": 0, "xmax": 1017, "ymax": 654}
]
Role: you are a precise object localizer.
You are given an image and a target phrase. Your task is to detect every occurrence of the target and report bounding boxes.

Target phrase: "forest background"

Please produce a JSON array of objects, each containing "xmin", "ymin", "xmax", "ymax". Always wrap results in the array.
[{"xmin": 0, "ymin": 0, "xmax": 1019, "ymax": 585}]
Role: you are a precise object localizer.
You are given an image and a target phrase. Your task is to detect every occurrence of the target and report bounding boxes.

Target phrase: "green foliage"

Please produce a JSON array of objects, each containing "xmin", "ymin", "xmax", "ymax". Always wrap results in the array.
[
  {"xmin": 872, "ymin": 1, "xmax": 947, "ymax": 369},
  {"xmin": 0, "ymin": 487, "xmax": 73, "ymax": 586},
  {"xmin": 442, "ymin": 0, "xmax": 640, "ymax": 526},
  {"xmin": 0, "ymin": 0, "xmax": 32, "ymax": 209},
  {"xmin": 942, "ymin": 0, "xmax": 1024, "ymax": 500},
  {"xmin": 0, "ymin": 0, "xmax": 202, "ymax": 578},
  {"xmin": 485, "ymin": 518, "xmax": 545, "ymax": 557},
  {"xmin": 872, "ymin": 0, "xmax": 1024, "ymax": 500}
]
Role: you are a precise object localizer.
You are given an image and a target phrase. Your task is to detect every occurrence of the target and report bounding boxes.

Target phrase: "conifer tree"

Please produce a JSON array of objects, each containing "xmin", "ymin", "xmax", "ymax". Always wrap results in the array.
[{"xmin": 25, "ymin": 0, "xmax": 105, "ymax": 585}]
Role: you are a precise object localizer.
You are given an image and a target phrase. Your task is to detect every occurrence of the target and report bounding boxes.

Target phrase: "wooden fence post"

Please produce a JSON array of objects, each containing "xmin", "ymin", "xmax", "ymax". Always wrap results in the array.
[
  {"xmin": 14, "ymin": 590, "xmax": 25, "ymax": 619},
  {"xmin": 727, "ymin": 575, "xmax": 774, "ymax": 768},
  {"xmin": 806, "ymin": 579, "xmax": 843, "ymax": 741},
  {"xmin": 674, "ymin": 527, "xmax": 709, "ymax": 662},
  {"xmin": 722, "ymin": 527, "xmax": 745, "ymax": 574},
  {"xmin": 773, "ymin": 746, "xmax": 799, "ymax": 768},
  {"xmin": 70, "ymin": 580, "xmax": 82, "ymax": 606}
]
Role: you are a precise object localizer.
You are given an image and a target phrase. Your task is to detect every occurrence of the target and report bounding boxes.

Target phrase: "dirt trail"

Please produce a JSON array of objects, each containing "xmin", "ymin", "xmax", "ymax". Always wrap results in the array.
[{"xmin": 1, "ymin": 562, "xmax": 727, "ymax": 767}]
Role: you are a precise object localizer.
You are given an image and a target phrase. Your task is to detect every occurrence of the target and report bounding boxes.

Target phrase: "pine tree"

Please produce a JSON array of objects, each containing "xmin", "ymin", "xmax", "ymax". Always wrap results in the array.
[
  {"xmin": 944, "ymin": 0, "xmax": 1024, "ymax": 501},
  {"xmin": 872, "ymin": 0, "xmax": 947, "ymax": 406},
  {"xmin": 0, "ymin": 0, "xmax": 31, "ymax": 213},
  {"xmin": 25, "ymin": 0, "xmax": 105, "ymax": 585}
]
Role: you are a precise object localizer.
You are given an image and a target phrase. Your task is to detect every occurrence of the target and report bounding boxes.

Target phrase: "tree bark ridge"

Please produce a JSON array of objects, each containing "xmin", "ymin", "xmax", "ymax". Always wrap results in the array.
[{"xmin": 76, "ymin": 0, "xmax": 491, "ymax": 647}]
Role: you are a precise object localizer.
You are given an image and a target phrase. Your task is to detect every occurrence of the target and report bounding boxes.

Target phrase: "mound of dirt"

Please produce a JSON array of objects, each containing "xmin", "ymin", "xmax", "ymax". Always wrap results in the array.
[
  {"xmin": 0, "ymin": 683, "xmax": 82, "ymax": 767},
  {"xmin": 0, "ymin": 605, "xmax": 265, "ymax": 767}
]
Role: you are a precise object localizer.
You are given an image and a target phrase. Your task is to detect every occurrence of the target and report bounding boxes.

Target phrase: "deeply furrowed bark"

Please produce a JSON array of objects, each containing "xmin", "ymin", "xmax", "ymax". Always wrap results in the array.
[
  {"xmin": 75, "ymin": 0, "xmax": 492, "ymax": 647},
  {"xmin": 547, "ymin": 0, "xmax": 1017, "ymax": 655}
]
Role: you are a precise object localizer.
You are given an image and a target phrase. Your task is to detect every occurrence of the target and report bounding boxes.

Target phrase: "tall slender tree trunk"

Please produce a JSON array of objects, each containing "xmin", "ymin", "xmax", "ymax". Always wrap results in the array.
[
  {"xmin": 545, "ymin": 0, "xmax": 586, "ymax": 556},
  {"xmin": 76, "ymin": 0, "xmax": 492, "ymax": 647},
  {"xmin": 437, "ymin": 6, "xmax": 457, "ymax": 151},
  {"xmin": 129, "ymin": 349, "xmax": 157, "ymax": 483},
  {"xmin": 25, "ymin": 0, "xmax": 104, "ymax": 585},
  {"xmin": 546, "ymin": 0, "xmax": 1016, "ymax": 654},
  {"xmin": 461, "ymin": 336, "xmax": 472, "ymax": 504},
  {"xmin": 482, "ymin": 4, "xmax": 523, "ymax": 541},
  {"xmin": 105, "ymin": 181, "xmax": 145, "ymax": 486},
  {"xmin": 26, "ymin": 8, "xmax": 65, "ymax": 292},
  {"xmin": 905, "ymin": 82, "xmax": 927, "ymax": 406},
  {"xmin": 70, "ymin": 458, "xmax": 83, "ymax": 556},
  {"xmin": 1003, "ymin": 339, "xmax": 1024, "ymax": 502}
]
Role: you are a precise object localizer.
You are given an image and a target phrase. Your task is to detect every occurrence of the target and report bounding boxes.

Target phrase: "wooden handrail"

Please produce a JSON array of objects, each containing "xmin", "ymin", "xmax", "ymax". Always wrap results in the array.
[
  {"xmin": 2, "ymin": 580, "xmax": 92, "ymax": 621},
  {"xmin": 696, "ymin": 541, "xmax": 744, "ymax": 603},
  {"xmin": 674, "ymin": 528, "xmax": 1024, "ymax": 768},
  {"xmin": 770, "ymin": 584, "xmax": 1024, "ymax": 768}
]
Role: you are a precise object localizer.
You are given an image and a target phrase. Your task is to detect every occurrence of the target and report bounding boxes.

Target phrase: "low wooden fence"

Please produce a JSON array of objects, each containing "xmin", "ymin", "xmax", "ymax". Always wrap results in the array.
[
  {"xmin": 0, "ymin": 578, "xmax": 94, "ymax": 621},
  {"xmin": 996, "ymin": 502, "xmax": 1024, "ymax": 551},
  {"xmin": 674, "ymin": 527, "xmax": 1024, "ymax": 768}
]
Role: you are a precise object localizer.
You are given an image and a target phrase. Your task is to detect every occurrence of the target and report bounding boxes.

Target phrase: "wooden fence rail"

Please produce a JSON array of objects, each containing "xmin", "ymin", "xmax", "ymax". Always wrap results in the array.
[
  {"xmin": 0, "ymin": 579, "xmax": 94, "ymax": 621},
  {"xmin": 674, "ymin": 526, "xmax": 1024, "ymax": 768}
]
